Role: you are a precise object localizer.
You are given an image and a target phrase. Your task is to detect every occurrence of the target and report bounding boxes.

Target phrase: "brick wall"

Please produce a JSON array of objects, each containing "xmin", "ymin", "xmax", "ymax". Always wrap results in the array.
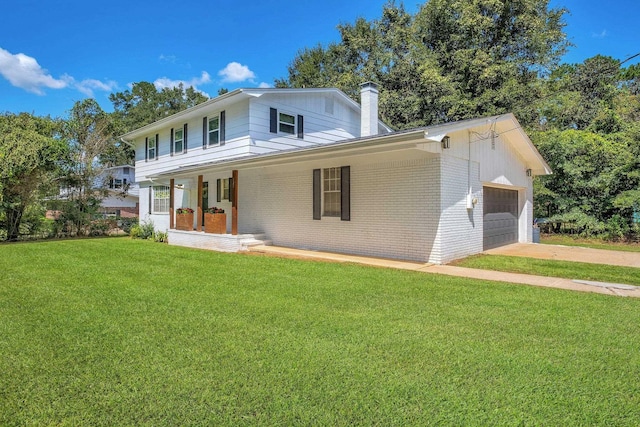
[{"xmin": 239, "ymin": 151, "xmax": 441, "ymax": 262}]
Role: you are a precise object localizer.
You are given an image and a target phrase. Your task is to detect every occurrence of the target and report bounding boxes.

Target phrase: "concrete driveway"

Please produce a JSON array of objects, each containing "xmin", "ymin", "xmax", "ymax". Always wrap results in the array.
[{"xmin": 484, "ymin": 243, "xmax": 640, "ymax": 268}]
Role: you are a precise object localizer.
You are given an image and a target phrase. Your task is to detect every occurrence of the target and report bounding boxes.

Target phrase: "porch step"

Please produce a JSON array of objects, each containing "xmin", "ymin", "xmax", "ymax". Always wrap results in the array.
[{"xmin": 240, "ymin": 236, "xmax": 272, "ymax": 249}]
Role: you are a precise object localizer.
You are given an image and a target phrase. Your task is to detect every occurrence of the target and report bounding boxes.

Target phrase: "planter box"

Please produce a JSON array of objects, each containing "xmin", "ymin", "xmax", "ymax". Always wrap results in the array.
[
  {"xmin": 176, "ymin": 213, "xmax": 194, "ymax": 231},
  {"xmin": 204, "ymin": 213, "xmax": 227, "ymax": 234}
]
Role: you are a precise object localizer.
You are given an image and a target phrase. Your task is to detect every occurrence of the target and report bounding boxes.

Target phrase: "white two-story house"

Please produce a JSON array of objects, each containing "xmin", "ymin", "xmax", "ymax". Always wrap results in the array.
[
  {"xmin": 99, "ymin": 165, "xmax": 139, "ymax": 218},
  {"xmin": 121, "ymin": 83, "xmax": 551, "ymax": 264}
]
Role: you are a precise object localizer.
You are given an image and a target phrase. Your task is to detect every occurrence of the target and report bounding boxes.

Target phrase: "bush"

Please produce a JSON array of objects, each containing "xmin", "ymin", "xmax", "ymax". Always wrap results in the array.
[
  {"xmin": 130, "ymin": 220, "xmax": 156, "ymax": 240},
  {"xmin": 118, "ymin": 217, "xmax": 138, "ymax": 234},
  {"xmin": 154, "ymin": 231, "xmax": 168, "ymax": 243}
]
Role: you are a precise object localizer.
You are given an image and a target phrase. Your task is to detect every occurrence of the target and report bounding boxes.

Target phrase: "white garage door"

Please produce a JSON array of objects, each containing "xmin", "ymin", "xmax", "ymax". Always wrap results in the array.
[{"xmin": 483, "ymin": 187, "xmax": 518, "ymax": 250}]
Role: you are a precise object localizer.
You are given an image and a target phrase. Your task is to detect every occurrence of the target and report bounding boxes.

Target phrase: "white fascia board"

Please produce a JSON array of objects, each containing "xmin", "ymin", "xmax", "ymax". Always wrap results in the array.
[
  {"xmin": 148, "ymin": 130, "xmax": 426, "ymax": 179},
  {"xmin": 119, "ymin": 88, "xmax": 246, "ymax": 141}
]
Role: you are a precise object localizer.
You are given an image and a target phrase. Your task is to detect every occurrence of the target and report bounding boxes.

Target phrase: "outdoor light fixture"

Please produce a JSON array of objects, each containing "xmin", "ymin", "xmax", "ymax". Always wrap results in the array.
[
  {"xmin": 441, "ymin": 135, "xmax": 451, "ymax": 149},
  {"xmin": 526, "ymin": 169, "xmax": 532, "ymax": 177}
]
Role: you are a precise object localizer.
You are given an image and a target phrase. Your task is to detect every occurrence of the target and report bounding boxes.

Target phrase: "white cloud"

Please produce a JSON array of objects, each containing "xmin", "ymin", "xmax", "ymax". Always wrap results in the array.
[
  {"xmin": 75, "ymin": 78, "xmax": 118, "ymax": 97},
  {"xmin": 0, "ymin": 47, "xmax": 118, "ymax": 98},
  {"xmin": 218, "ymin": 62, "xmax": 256, "ymax": 83},
  {"xmin": 0, "ymin": 47, "xmax": 69, "ymax": 94},
  {"xmin": 153, "ymin": 71, "xmax": 211, "ymax": 91},
  {"xmin": 258, "ymin": 82, "xmax": 271, "ymax": 88},
  {"xmin": 592, "ymin": 29, "xmax": 607, "ymax": 39},
  {"xmin": 158, "ymin": 54, "xmax": 177, "ymax": 63}
]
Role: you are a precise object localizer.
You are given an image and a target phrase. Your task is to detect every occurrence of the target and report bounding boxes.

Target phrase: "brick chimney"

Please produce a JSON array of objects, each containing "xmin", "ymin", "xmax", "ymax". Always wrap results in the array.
[{"xmin": 360, "ymin": 82, "xmax": 379, "ymax": 137}]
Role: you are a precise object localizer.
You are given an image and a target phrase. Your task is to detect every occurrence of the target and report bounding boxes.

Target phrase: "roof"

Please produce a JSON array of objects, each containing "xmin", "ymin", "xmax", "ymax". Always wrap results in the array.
[
  {"xmin": 120, "ymin": 87, "xmax": 393, "ymax": 141},
  {"xmin": 148, "ymin": 113, "xmax": 551, "ymax": 179}
]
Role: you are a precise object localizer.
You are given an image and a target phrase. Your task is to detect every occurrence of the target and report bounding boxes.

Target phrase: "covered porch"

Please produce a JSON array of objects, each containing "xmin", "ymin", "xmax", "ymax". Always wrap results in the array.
[{"xmin": 165, "ymin": 168, "xmax": 270, "ymax": 252}]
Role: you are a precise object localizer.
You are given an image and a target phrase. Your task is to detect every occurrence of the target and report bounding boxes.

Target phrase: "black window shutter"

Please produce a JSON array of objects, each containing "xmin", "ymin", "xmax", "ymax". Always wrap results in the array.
[
  {"xmin": 341, "ymin": 166, "xmax": 350, "ymax": 221},
  {"xmin": 155, "ymin": 134, "xmax": 159, "ymax": 160},
  {"xmin": 220, "ymin": 111, "xmax": 226, "ymax": 146},
  {"xmin": 270, "ymin": 108, "xmax": 278, "ymax": 133},
  {"xmin": 148, "ymin": 186, "xmax": 152, "ymax": 213},
  {"xmin": 297, "ymin": 115, "xmax": 304, "ymax": 139},
  {"xmin": 313, "ymin": 169, "xmax": 321, "ymax": 220},
  {"xmin": 217, "ymin": 179, "xmax": 221, "ymax": 202},
  {"xmin": 202, "ymin": 117, "xmax": 208, "ymax": 149},
  {"xmin": 145, "ymin": 137, "xmax": 148, "ymax": 162},
  {"xmin": 170, "ymin": 128, "xmax": 174, "ymax": 156},
  {"xmin": 229, "ymin": 177, "xmax": 234, "ymax": 203},
  {"xmin": 183, "ymin": 123, "xmax": 188, "ymax": 153}
]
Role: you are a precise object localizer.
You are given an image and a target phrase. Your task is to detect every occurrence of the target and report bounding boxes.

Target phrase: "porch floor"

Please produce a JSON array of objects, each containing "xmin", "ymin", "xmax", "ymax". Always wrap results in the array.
[{"xmin": 168, "ymin": 229, "xmax": 270, "ymax": 252}]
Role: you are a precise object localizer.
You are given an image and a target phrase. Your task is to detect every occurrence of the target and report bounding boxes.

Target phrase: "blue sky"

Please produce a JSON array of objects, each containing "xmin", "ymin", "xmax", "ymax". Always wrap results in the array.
[{"xmin": 1, "ymin": 0, "xmax": 638, "ymax": 118}]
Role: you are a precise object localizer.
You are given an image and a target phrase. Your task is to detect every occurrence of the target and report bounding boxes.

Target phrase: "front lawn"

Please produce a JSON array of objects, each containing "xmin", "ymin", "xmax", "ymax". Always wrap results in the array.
[
  {"xmin": 453, "ymin": 254, "xmax": 640, "ymax": 286},
  {"xmin": 1, "ymin": 238, "xmax": 639, "ymax": 426}
]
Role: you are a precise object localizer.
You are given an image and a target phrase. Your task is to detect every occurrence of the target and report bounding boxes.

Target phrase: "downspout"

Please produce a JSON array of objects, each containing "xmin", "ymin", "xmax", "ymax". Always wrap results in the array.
[{"xmin": 466, "ymin": 131, "xmax": 475, "ymax": 209}]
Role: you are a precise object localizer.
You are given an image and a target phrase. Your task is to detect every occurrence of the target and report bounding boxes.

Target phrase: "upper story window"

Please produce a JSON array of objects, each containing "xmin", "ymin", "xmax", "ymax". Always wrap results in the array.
[
  {"xmin": 208, "ymin": 116, "xmax": 220, "ymax": 145},
  {"xmin": 203, "ymin": 111, "xmax": 226, "ymax": 148},
  {"xmin": 279, "ymin": 112, "xmax": 295, "ymax": 134},
  {"xmin": 145, "ymin": 134, "xmax": 159, "ymax": 161},
  {"xmin": 147, "ymin": 135, "xmax": 157, "ymax": 160},
  {"xmin": 270, "ymin": 107, "xmax": 304, "ymax": 139},
  {"xmin": 123, "ymin": 167, "xmax": 130, "ymax": 175},
  {"xmin": 174, "ymin": 127, "xmax": 184, "ymax": 153}
]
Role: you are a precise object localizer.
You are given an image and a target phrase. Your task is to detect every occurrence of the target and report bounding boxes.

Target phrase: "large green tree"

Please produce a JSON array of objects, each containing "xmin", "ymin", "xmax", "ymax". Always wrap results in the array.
[
  {"xmin": 0, "ymin": 113, "xmax": 66, "ymax": 241},
  {"xmin": 107, "ymin": 82, "xmax": 209, "ymax": 165},
  {"xmin": 277, "ymin": 0, "xmax": 569, "ymax": 129}
]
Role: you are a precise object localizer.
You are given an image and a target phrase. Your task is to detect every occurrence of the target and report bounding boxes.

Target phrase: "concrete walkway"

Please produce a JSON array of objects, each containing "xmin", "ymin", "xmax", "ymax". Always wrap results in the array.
[
  {"xmin": 248, "ymin": 244, "xmax": 640, "ymax": 298},
  {"xmin": 485, "ymin": 243, "xmax": 640, "ymax": 268}
]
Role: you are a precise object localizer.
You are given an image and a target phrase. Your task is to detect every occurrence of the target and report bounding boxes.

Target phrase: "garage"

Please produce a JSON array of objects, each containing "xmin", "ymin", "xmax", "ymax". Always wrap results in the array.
[{"xmin": 483, "ymin": 187, "xmax": 519, "ymax": 250}]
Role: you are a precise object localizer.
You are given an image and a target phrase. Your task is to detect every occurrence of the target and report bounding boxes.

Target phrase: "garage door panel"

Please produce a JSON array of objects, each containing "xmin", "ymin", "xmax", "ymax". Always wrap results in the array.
[{"xmin": 483, "ymin": 187, "xmax": 518, "ymax": 250}]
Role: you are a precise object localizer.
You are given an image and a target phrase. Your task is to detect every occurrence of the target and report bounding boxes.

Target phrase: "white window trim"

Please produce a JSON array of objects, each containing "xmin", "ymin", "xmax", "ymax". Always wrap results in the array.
[
  {"xmin": 152, "ymin": 185, "xmax": 170, "ymax": 214},
  {"xmin": 278, "ymin": 112, "xmax": 296, "ymax": 135},
  {"xmin": 147, "ymin": 135, "xmax": 157, "ymax": 159},
  {"xmin": 174, "ymin": 127, "xmax": 184, "ymax": 154},
  {"xmin": 208, "ymin": 115, "xmax": 220, "ymax": 146},
  {"xmin": 322, "ymin": 167, "xmax": 341, "ymax": 217}
]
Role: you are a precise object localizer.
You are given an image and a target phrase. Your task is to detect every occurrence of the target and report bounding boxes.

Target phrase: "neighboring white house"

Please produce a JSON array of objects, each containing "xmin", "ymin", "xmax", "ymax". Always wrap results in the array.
[
  {"xmin": 121, "ymin": 83, "xmax": 551, "ymax": 264},
  {"xmin": 99, "ymin": 165, "xmax": 139, "ymax": 218}
]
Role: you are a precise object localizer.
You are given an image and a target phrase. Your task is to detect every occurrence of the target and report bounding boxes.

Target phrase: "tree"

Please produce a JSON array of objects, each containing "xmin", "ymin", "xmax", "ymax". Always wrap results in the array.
[
  {"xmin": 108, "ymin": 82, "xmax": 208, "ymax": 165},
  {"xmin": 0, "ymin": 113, "xmax": 66, "ymax": 241},
  {"xmin": 277, "ymin": 0, "xmax": 569, "ymax": 129},
  {"xmin": 57, "ymin": 99, "xmax": 116, "ymax": 235}
]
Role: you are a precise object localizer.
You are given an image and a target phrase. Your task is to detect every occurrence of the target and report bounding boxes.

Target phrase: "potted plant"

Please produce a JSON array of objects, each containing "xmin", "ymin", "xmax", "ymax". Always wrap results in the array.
[
  {"xmin": 204, "ymin": 207, "xmax": 226, "ymax": 234},
  {"xmin": 175, "ymin": 207, "xmax": 194, "ymax": 231}
]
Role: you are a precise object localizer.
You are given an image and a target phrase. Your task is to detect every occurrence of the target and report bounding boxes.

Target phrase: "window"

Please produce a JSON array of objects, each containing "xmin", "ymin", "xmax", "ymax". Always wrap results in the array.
[
  {"xmin": 270, "ymin": 108, "xmax": 304, "ymax": 138},
  {"xmin": 203, "ymin": 112, "xmax": 225, "ymax": 148},
  {"xmin": 208, "ymin": 116, "xmax": 220, "ymax": 145},
  {"xmin": 217, "ymin": 178, "xmax": 232, "ymax": 202},
  {"xmin": 152, "ymin": 185, "xmax": 170, "ymax": 213},
  {"xmin": 109, "ymin": 179, "xmax": 123, "ymax": 189},
  {"xmin": 313, "ymin": 166, "xmax": 350, "ymax": 221},
  {"xmin": 173, "ymin": 127, "xmax": 184, "ymax": 153},
  {"xmin": 279, "ymin": 112, "xmax": 295, "ymax": 134},
  {"xmin": 123, "ymin": 167, "xmax": 130, "ymax": 175},
  {"xmin": 147, "ymin": 135, "xmax": 157, "ymax": 159},
  {"xmin": 323, "ymin": 167, "xmax": 341, "ymax": 217}
]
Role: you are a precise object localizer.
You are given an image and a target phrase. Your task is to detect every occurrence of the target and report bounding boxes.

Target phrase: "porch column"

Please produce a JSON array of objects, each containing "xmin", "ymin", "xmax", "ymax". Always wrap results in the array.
[
  {"xmin": 197, "ymin": 175, "xmax": 203, "ymax": 231},
  {"xmin": 169, "ymin": 178, "xmax": 175, "ymax": 229},
  {"xmin": 232, "ymin": 169, "xmax": 238, "ymax": 235}
]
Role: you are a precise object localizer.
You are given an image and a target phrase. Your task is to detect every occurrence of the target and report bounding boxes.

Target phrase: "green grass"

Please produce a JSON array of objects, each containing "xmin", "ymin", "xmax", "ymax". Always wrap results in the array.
[
  {"xmin": 1, "ymin": 238, "xmax": 639, "ymax": 426},
  {"xmin": 453, "ymin": 254, "xmax": 640, "ymax": 286},
  {"xmin": 542, "ymin": 233, "xmax": 640, "ymax": 252}
]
